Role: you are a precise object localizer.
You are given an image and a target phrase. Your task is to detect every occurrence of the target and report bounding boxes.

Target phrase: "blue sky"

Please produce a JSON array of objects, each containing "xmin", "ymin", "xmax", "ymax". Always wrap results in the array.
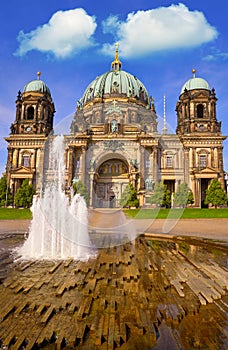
[{"xmin": 0, "ymin": 0, "xmax": 228, "ymax": 175}]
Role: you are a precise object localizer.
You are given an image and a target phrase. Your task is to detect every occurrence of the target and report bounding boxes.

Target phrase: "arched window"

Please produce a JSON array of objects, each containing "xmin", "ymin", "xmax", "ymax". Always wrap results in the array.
[
  {"xmin": 98, "ymin": 159, "xmax": 128, "ymax": 176},
  {"xmin": 199, "ymin": 154, "xmax": 207, "ymax": 168},
  {"xmin": 166, "ymin": 155, "xmax": 173, "ymax": 168},
  {"xmin": 27, "ymin": 106, "xmax": 34, "ymax": 120},
  {"xmin": 22, "ymin": 154, "xmax": 30, "ymax": 167},
  {"xmin": 197, "ymin": 104, "xmax": 204, "ymax": 118}
]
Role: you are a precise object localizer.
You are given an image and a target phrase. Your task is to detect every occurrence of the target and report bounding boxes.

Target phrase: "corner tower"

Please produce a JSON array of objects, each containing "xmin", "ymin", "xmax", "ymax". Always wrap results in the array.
[
  {"xmin": 12, "ymin": 72, "xmax": 55, "ymax": 135},
  {"xmin": 4, "ymin": 72, "xmax": 55, "ymax": 196},
  {"xmin": 176, "ymin": 69, "xmax": 226, "ymax": 207}
]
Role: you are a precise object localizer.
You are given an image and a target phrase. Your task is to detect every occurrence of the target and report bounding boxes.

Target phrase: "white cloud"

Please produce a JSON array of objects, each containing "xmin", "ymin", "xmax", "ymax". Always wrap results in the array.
[
  {"xmin": 15, "ymin": 8, "xmax": 97, "ymax": 58},
  {"xmin": 203, "ymin": 49, "xmax": 228, "ymax": 61},
  {"xmin": 102, "ymin": 3, "xmax": 218, "ymax": 58}
]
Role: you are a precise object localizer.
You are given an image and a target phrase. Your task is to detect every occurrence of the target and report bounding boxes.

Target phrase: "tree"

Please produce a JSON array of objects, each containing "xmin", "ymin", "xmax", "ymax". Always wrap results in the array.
[
  {"xmin": 188, "ymin": 189, "xmax": 194, "ymax": 206},
  {"xmin": 120, "ymin": 183, "xmax": 139, "ymax": 208},
  {"xmin": 72, "ymin": 180, "xmax": 89, "ymax": 206},
  {"xmin": 0, "ymin": 176, "xmax": 13, "ymax": 207},
  {"xmin": 14, "ymin": 179, "xmax": 35, "ymax": 208},
  {"xmin": 204, "ymin": 178, "xmax": 227, "ymax": 208},
  {"xmin": 164, "ymin": 187, "xmax": 171, "ymax": 208},
  {"xmin": 173, "ymin": 182, "xmax": 194, "ymax": 208},
  {"xmin": 149, "ymin": 181, "xmax": 171, "ymax": 208}
]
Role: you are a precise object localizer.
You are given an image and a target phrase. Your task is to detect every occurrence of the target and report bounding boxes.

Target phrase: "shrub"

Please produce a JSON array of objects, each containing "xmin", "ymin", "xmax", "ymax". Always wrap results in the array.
[
  {"xmin": 149, "ymin": 181, "xmax": 171, "ymax": 208},
  {"xmin": 120, "ymin": 183, "xmax": 139, "ymax": 208},
  {"xmin": 204, "ymin": 178, "xmax": 227, "ymax": 208},
  {"xmin": 14, "ymin": 179, "xmax": 35, "ymax": 208},
  {"xmin": 72, "ymin": 180, "xmax": 89, "ymax": 206},
  {"xmin": 0, "ymin": 176, "xmax": 13, "ymax": 207}
]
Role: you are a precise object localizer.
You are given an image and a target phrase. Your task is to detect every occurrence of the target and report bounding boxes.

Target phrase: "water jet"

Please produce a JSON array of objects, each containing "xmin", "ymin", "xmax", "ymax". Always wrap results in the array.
[{"xmin": 17, "ymin": 135, "xmax": 95, "ymax": 260}]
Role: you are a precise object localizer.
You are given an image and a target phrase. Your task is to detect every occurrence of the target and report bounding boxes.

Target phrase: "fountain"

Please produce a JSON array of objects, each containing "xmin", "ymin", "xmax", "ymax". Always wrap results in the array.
[
  {"xmin": 17, "ymin": 135, "xmax": 95, "ymax": 260},
  {"xmin": 2, "ymin": 135, "xmax": 225, "ymax": 349}
]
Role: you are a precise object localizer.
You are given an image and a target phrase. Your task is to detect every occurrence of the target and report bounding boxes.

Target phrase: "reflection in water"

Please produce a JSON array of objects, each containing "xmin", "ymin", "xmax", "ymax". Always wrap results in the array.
[{"xmin": 0, "ymin": 235, "xmax": 227, "ymax": 349}]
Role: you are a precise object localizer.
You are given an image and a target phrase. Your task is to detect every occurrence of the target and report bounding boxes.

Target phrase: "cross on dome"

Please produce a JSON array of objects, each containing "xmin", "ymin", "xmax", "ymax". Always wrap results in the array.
[{"xmin": 111, "ymin": 43, "xmax": 122, "ymax": 71}]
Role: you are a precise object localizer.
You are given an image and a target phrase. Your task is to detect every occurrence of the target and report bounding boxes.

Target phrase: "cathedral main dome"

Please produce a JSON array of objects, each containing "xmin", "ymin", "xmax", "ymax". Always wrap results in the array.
[{"xmin": 81, "ymin": 45, "xmax": 149, "ymax": 107}]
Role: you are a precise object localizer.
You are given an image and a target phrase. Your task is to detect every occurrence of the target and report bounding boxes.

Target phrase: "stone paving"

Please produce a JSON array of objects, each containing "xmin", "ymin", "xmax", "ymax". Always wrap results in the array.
[
  {"xmin": 1, "ymin": 213, "xmax": 228, "ymax": 242},
  {"xmin": 0, "ymin": 237, "xmax": 227, "ymax": 349},
  {"xmin": 0, "ymin": 212, "xmax": 227, "ymax": 349}
]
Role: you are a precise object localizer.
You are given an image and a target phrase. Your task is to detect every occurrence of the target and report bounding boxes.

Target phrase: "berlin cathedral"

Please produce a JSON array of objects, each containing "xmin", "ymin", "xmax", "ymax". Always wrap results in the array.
[{"xmin": 4, "ymin": 46, "xmax": 227, "ymax": 208}]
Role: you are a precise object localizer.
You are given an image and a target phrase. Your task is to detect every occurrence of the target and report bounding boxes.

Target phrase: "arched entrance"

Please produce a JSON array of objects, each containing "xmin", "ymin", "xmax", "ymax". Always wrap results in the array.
[{"xmin": 93, "ymin": 158, "xmax": 129, "ymax": 208}]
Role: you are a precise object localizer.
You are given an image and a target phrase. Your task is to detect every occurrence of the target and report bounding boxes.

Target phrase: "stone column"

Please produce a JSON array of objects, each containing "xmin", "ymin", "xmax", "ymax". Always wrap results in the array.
[
  {"xmin": 149, "ymin": 149, "xmax": 153, "ymax": 176},
  {"xmin": 208, "ymin": 151, "xmax": 212, "ymax": 168},
  {"xmin": 189, "ymin": 148, "xmax": 193, "ymax": 169},
  {"xmin": 22, "ymin": 105, "xmax": 25, "ymax": 120},
  {"xmin": 13, "ymin": 149, "xmax": 19, "ymax": 168},
  {"xmin": 184, "ymin": 147, "xmax": 189, "ymax": 184},
  {"xmin": 65, "ymin": 148, "xmax": 69, "ymax": 170},
  {"xmin": 89, "ymin": 172, "xmax": 94, "ymax": 207},
  {"xmin": 218, "ymin": 146, "xmax": 225, "ymax": 187},
  {"xmin": 153, "ymin": 146, "xmax": 158, "ymax": 182},
  {"xmin": 214, "ymin": 147, "xmax": 218, "ymax": 168},
  {"xmin": 67, "ymin": 147, "xmax": 73, "ymax": 186},
  {"xmin": 195, "ymin": 178, "xmax": 201, "ymax": 207},
  {"xmin": 80, "ymin": 147, "xmax": 86, "ymax": 183},
  {"xmin": 140, "ymin": 147, "xmax": 145, "ymax": 189},
  {"xmin": 31, "ymin": 151, "xmax": 35, "ymax": 168}
]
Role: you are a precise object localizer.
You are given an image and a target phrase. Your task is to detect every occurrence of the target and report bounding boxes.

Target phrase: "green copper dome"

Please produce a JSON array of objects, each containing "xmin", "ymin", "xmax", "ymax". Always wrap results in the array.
[
  {"xmin": 181, "ymin": 70, "xmax": 210, "ymax": 94},
  {"xmin": 23, "ymin": 73, "xmax": 51, "ymax": 95},
  {"xmin": 82, "ymin": 69, "xmax": 149, "ymax": 106},
  {"xmin": 81, "ymin": 43, "xmax": 149, "ymax": 107}
]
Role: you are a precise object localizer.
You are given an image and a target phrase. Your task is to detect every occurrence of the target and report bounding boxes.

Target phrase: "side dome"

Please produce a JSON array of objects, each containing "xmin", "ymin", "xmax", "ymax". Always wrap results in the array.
[
  {"xmin": 23, "ymin": 72, "xmax": 51, "ymax": 95},
  {"xmin": 81, "ymin": 69, "xmax": 149, "ymax": 107},
  {"xmin": 180, "ymin": 69, "xmax": 210, "ymax": 95}
]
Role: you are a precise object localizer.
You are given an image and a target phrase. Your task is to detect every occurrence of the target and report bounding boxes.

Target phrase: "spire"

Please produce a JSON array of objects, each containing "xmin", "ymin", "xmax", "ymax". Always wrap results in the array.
[
  {"xmin": 192, "ymin": 68, "xmax": 196, "ymax": 78},
  {"xmin": 162, "ymin": 94, "xmax": 168, "ymax": 134},
  {"xmin": 37, "ymin": 71, "xmax": 41, "ymax": 80},
  {"xmin": 111, "ymin": 43, "xmax": 122, "ymax": 71}
]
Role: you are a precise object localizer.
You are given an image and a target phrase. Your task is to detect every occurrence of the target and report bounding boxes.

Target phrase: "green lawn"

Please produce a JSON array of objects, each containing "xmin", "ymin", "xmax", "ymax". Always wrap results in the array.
[
  {"xmin": 0, "ymin": 208, "xmax": 32, "ymax": 220},
  {"xmin": 124, "ymin": 208, "xmax": 228, "ymax": 219},
  {"xmin": 1, "ymin": 207, "xmax": 228, "ymax": 220}
]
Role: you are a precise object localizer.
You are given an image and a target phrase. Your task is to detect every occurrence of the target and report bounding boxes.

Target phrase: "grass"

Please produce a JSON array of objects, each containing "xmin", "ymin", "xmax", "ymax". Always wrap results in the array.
[
  {"xmin": 124, "ymin": 208, "xmax": 228, "ymax": 219},
  {"xmin": 0, "ymin": 207, "xmax": 228, "ymax": 220},
  {"xmin": 0, "ymin": 208, "xmax": 32, "ymax": 220}
]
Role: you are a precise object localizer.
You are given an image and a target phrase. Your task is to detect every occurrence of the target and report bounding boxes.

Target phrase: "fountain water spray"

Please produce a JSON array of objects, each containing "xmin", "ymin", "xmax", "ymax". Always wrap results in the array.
[{"xmin": 17, "ymin": 135, "xmax": 96, "ymax": 260}]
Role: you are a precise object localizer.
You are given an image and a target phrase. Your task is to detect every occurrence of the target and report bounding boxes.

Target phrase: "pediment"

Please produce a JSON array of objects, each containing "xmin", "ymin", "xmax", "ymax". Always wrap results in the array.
[
  {"xmin": 23, "ymin": 94, "xmax": 39, "ymax": 102},
  {"xmin": 200, "ymin": 167, "xmax": 218, "ymax": 174},
  {"xmin": 191, "ymin": 91, "xmax": 208, "ymax": 100},
  {"xmin": 12, "ymin": 166, "xmax": 34, "ymax": 174}
]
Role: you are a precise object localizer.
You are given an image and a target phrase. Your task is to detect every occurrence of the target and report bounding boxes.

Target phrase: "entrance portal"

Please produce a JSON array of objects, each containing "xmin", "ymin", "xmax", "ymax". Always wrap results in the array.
[
  {"xmin": 94, "ymin": 158, "xmax": 129, "ymax": 208},
  {"xmin": 201, "ymin": 178, "xmax": 211, "ymax": 208}
]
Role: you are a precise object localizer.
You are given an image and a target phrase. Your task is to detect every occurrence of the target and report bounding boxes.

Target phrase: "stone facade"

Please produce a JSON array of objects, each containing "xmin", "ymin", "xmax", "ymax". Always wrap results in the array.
[{"xmin": 4, "ymin": 52, "xmax": 226, "ymax": 208}]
